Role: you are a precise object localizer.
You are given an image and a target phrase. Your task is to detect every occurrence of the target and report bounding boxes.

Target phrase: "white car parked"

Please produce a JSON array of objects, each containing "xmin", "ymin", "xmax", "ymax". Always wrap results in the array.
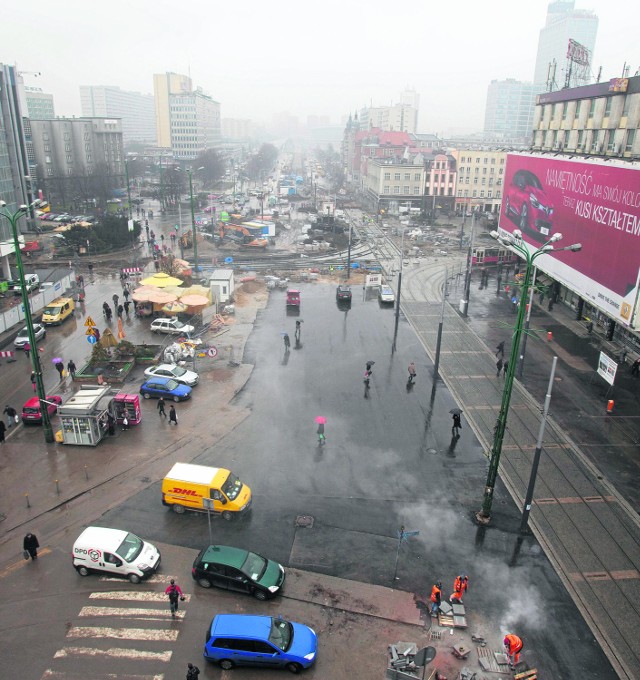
[
  {"xmin": 378, "ymin": 285, "xmax": 395, "ymax": 304},
  {"xmin": 144, "ymin": 363, "xmax": 199, "ymax": 386},
  {"xmin": 150, "ymin": 318, "xmax": 195, "ymax": 335}
]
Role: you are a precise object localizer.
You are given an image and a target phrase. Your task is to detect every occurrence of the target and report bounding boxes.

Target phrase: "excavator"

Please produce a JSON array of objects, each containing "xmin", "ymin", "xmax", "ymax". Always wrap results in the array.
[{"xmin": 218, "ymin": 223, "xmax": 268, "ymax": 249}]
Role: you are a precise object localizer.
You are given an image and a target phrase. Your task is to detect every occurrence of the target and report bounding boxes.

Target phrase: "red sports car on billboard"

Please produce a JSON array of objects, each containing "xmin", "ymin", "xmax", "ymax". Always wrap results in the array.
[{"xmin": 504, "ymin": 169, "xmax": 554, "ymax": 241}]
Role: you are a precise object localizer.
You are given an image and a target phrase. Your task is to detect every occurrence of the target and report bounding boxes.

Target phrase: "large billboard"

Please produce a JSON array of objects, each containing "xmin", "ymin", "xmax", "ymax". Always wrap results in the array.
[{"xmin": 499, "ymin": 154, "xmax": 640, "ymax": 329}]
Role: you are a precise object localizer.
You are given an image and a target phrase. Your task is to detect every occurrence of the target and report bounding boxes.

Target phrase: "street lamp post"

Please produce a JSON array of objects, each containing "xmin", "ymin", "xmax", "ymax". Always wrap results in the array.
[
  {"xmin": 476, "ymin": 229, "xmax": 581, "ymax": 524},
  {"xmin": 460, "ymin": 212, "xmax": 476, "ymax": 317},
  {"xmin": 0, "ymin": 202, "xmax": 54, "ymax": 443},
  {"xmin": 188, "ymin": 167, "xmax": 205, "ymax": 280},
  {"xmin": 392, "ymin": 227, "xmax": 407, "ymax": 350}
]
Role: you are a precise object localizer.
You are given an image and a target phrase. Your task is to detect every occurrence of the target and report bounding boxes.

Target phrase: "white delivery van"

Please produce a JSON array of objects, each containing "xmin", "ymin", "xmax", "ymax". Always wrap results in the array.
[{"xmin": 72, "ymin": 526, "xmax": 161, "ymax": 583}]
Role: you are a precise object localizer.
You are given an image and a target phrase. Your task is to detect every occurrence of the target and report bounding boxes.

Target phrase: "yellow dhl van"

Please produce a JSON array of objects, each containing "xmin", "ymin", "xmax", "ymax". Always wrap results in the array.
[
  {"xmin": 162, "ymin": 462, "xmax": 252, "ymax": 520},
  {"xmin": 42, "ymin": 297, "xmax": 75, "ymax": 325}
]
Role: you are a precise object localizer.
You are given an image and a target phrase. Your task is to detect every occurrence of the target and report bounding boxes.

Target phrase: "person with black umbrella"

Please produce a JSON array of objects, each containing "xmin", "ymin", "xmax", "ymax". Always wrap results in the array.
[{"xmin": 450, "ymin": 409, "xmax": 463, "ymax": 436}]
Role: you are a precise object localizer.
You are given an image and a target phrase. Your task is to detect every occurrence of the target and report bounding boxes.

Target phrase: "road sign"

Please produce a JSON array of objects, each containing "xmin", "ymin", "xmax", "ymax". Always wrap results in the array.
[
  {"xmin": 87, "ymin": 335, "xmax": 97, "ymax": 344},
  {"xmin": 207, "ymin": 347, "xmax": 218, "ymax": 358},
  {"xmin": 84, "ymin": 316, "xmax": 96, "ymax": 328},
  {"xmin": 86, "ymin": 328, "xmax": 96, "ymax": 336}
]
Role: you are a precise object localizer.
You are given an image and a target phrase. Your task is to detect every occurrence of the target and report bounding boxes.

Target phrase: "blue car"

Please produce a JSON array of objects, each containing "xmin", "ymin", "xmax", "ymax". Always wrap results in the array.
[
  {"xmin": 140, "ymin": 377, "xmax": 191, "ymax": 402},
  {"xmin": 204, "ymin": 614, "xmax": 318, "ymax": 673}
]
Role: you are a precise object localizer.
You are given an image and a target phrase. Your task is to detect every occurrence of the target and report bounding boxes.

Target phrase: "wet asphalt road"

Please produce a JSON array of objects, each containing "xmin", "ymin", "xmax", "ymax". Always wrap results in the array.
[{"xmin": 98, "ymin": 281, "xmax": 617, "ymax": 679}]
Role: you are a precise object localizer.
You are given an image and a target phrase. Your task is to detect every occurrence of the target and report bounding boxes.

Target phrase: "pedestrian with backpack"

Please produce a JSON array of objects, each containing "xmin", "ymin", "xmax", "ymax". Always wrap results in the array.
[
  {"xmin": 186, "ymin": 663, "xmax": 200, "ymax": 680},
  {"xmin": 165, "ymin": 579, "xmax": 185, "ymax": 617}
]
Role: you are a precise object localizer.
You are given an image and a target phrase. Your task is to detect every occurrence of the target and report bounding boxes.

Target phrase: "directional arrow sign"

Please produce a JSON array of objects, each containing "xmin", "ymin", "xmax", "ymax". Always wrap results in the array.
[
  {"xmin": 87, "ymin": 335, "xmax": 97, "ymax": 344},
  {"xmin": 84, "ymin": 316, "xmax": 96, "ymax": 328}
]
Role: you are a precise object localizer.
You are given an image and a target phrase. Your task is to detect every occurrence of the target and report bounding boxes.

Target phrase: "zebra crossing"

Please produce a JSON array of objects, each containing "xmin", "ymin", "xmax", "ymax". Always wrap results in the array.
[{"xmin": 42, "ymin": 575, "xmax": 190, "ymax": 680}]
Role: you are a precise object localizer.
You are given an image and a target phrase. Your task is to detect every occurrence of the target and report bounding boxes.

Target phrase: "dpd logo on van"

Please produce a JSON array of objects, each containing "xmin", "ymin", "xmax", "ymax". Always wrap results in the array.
[{"xmin": 88, "ymin": 548, "xmax": 102, "ymax": 562}]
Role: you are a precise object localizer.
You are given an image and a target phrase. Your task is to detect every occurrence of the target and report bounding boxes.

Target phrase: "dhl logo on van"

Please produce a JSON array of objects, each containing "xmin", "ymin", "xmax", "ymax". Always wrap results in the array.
[{"xmin": 170, "ymin": 487, "xmax": 200, "ymax": 496}]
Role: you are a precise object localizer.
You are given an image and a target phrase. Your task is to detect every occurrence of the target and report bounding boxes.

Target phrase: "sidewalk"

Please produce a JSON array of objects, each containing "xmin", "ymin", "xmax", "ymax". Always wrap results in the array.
[{"xmin": 402, "ymin": 265, "xmax": 640, "ymax": 680}]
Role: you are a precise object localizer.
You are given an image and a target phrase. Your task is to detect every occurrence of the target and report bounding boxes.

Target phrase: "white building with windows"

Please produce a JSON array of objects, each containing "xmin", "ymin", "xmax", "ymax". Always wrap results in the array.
[
  {"xmin": 453, "ymin": 149, "xmax": 507, "ymax": 214},
  {"xmin": 362, "ymin": 157, "xmax": 427, "ymax": 213},
  {"xmin": 80, "ymin": 85, "xmax": 156, "ymax": 145},
  {"xmin": 153, "ymin": 72, "xmax": 220, "ymax": 160}
]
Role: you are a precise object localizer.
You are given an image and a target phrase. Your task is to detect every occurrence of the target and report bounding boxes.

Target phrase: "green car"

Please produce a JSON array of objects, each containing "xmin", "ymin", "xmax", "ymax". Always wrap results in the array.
[{"xmin": 192, "ymin": 545, "xmax": 285, "ymax": 600}]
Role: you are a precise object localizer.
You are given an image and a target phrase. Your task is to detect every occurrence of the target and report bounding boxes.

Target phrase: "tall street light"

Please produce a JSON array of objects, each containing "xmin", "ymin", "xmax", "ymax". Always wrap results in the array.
[
  {"xmin": 188, "ymin": 167, "xmax": 205, "ymax": 280},
  {"xmin": 0, "ymin": 201, "xmax": 54, "ymax": 443},
  {"xmin": 476, "ymin": 228, "xmax": 581, "ymax": 525}
]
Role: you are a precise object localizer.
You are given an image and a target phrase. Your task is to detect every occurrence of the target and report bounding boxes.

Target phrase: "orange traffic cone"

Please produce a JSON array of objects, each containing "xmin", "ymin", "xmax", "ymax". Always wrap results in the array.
[{"xmin": 607, "ymin": 400, "xmax": 614, "ymax": 413}]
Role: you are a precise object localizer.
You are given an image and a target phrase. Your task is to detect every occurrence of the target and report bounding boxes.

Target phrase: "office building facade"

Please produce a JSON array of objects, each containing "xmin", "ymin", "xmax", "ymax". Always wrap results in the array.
[
  {"xmin": 0, "ymin": 63, "xmax": 31, "ymax": 263},
  {"xmin": 153, "ymin": 72, "xmax": 221, "ymax": 159},
  {"xmin": 80, "ymin": 85, "xmax": 156, "ymax": 145},
  {"xmin": 24, "ymin": 87, "xmax": 55, "ymax": 120},
  {"xmin": 532, "ymin": 75, "xmax": 640, "ymax": 158},
  {"xmin": 484, "ymin": 79, "xmax": 538, "ymax": 143}
]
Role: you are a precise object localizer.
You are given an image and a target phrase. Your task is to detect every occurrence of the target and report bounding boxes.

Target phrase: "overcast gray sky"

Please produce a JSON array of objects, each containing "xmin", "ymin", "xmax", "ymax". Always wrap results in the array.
[{"xmin": 4, "ymin": 0, "xmax": 639, "ymax": 136}]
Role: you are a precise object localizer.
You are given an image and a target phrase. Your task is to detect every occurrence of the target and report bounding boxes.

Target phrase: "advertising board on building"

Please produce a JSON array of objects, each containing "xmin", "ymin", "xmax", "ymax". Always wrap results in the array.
[{"xmin": 499, "ymin": 154, "xmax": 640, "ymax": 329}]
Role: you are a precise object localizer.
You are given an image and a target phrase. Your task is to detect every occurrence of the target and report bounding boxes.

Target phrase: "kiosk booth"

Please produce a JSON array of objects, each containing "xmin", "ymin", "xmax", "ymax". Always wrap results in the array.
[
  {"xmin": 58, "ymin": 385, "xmax": 117, "ymax": 446},
  {"xmin": 114, "ymin": 393, "xmax": 141, "ymax": 425}
]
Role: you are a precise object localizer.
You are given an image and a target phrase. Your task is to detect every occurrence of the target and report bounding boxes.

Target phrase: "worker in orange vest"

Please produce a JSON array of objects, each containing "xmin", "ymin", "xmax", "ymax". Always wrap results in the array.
[
  {"xmin": 430, "ymin": 581, "xmax": 442, "ymax": 616},
  {"xmin": 503, "ymin": 634, "xmax": 523, "ymax": 667},
  {"xmin": 451, "ymin": 574, "xmax": 469, "ymax": 602}
]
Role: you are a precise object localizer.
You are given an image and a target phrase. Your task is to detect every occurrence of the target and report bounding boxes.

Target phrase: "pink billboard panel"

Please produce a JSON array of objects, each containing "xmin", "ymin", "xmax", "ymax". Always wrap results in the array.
[{"xmin": 499, "ymin": 154, "xmax": 640, "ymax": 328}]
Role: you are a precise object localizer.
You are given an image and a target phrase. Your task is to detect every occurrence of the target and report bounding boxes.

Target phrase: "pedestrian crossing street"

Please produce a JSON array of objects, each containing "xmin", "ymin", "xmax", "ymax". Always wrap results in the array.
[{"xmin": 41, "ymin": 575, "xmax": 191, "ymax": 680}]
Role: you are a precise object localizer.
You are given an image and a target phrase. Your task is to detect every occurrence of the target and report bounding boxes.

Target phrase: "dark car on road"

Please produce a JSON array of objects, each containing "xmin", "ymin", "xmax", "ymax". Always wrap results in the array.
[
  {"xmin": 336, "ymin": 285, "xmax": 352, "ymax": 302},
  {"xmin": 504, "ymin": 169, "xmax": 554, "ymax": 241},
  {"xmin": 192, "ymin": 544, "xmax": 285, "ymax": 600}
]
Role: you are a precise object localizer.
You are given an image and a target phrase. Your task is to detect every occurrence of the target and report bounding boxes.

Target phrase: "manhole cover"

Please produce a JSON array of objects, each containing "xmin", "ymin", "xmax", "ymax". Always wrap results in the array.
[{"xmin": 295, "ymin": 515, "xmax": 314, "ymax": 528}]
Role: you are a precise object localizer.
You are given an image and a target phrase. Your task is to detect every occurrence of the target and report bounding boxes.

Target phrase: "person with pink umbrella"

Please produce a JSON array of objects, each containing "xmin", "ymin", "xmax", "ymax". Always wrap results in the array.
[{"xmin": 315, "ymin": 416, "xmax": 326, "ymax": 446}]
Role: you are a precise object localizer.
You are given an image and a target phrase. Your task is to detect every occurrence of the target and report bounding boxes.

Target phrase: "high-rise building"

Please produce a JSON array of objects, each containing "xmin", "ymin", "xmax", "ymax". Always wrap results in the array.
[
  {"xmin": 80, "ymin": 85, "xmax": 155, "ymax": 144},
  {"xmin": 484, "ymin": 79, "xmax": 538, "ymax": 142},
  {"xmin": 153, "ymin": 72, "xmax": 220, "ymax": 159},
  {"xmin": 0, "ymin": 63, "xmax": 31, "ymax": 264},
  {"xmin": 533, "ymin": 1, "xmax": 598, "ymax": 89},
  {"xmin": 23, "ymin": 87, "xmax": 55, "ymax": 120}
]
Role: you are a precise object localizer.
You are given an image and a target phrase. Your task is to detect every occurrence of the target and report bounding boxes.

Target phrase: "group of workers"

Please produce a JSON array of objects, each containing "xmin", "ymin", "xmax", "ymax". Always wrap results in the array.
[{"xmin": 430, "ymin": 575, "xmax": 523, "ymax": 669}]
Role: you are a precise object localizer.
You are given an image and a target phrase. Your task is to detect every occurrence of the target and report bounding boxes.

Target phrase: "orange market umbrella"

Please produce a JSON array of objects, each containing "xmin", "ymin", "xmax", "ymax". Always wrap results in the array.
[
  {"xmin": 180, "ymin": 294, "xmax": 210, "ymax": 307},
  {"xmin": 146, "ymin": 290, "xmax": 178, "ymax": 304},
  {"xmin": 139, "ymin": 272, "xmax": 183, "ymax": 288},
  {"xmin": 131, "ymin": 286, "xmax": 161, "ymax": 302},
  {"xmin": 162, "ymin": 300, "xmax": 188, "ymax": 315}
]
